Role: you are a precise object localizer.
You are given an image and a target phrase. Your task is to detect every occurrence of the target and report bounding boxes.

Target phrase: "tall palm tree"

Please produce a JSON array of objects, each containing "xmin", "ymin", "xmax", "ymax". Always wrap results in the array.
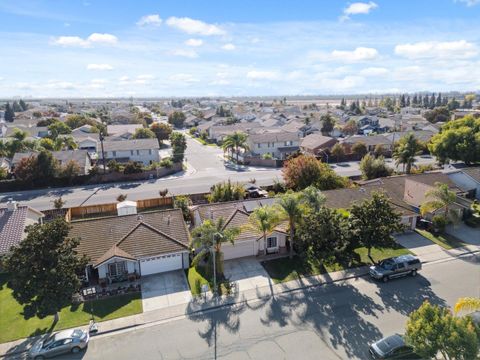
[
  {"xmin": 248, "ymin": 205, "xmax": 281, "ymax": 255},
  {"xmin": 222, "ymin": 132, "xmax": 249, "ymax": 164},
  {"xmin": 277, "ymin": 192, "xmax": 302, "ymax": 259},
  {"xmin": 300, "ymin": 185, "xmax": 326, "ymax": 212},
  {"xmin": 191, "ymin": 217, "xmax": 240, "ymax": 275},
  {"xmin": 454, "ymin": 297, "xmax": 480, "ymax": 314},
  {"xmin": 393, "ymin": 133, "xmax": 421, "ymax": 174},
  {"xmin": 420, "ymin": 182, "xmax": 459, "ymax": 222}
]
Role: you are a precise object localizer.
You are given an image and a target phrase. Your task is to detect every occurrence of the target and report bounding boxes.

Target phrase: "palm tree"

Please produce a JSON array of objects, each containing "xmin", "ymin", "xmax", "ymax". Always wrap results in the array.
[
  {"xmin": 420, "ymin": 182, "xmax": 458, "ymax": 222},
  {"xmin": 300, "ymin": 185, "xmax": 326, "ymax": 212},
  {"xmin": 248, "ymin": 205, "xmax": 281, "ymax": 255},
  {"xmin": 454, "ymin": 297, "xmax": 480, "ymax": 314},
  {"xmin": 191, "ymin": 217, "xmax": 240, "ymax": 276},
  {"xmin": 277, "ymin": 192, "xmax": 302, "ymax": 258},
  {"xmin": 222, "ymin": 132, "xmax": 249, "ymax": 164},
  {"xmin": 393, "ymin": 133, "xmax": 421, "ymax": 174}
]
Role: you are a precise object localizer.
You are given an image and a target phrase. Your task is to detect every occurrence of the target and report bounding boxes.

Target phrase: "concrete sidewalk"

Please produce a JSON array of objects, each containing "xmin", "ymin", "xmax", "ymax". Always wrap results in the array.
[{"xmin": 1, "ymin": 245, "xmax": 479, "ymax": 358}]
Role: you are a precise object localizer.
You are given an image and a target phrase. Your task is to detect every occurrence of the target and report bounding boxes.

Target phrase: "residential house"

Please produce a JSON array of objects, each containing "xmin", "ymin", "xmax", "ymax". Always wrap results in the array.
[
  {"xmin": 106, "ymin": 124, "xmax": 143, "ymax": 140},
  {"xmin": 247, "ymin": 131, "xmax": 300, "ymax": 160},
  {"xmin": 70, "ymin": 125, "xmax": 100, "ymax": 152},
  {"xmin": 190, "ymin": 198, "xmax": 288, "ymax": 260},
  {"xmin": 341, "ymin": 135, "xmax": 393, "ymax": 154},
  {"xmin": 102, "ymin": 139, "xmax": 160, "ymax": 165},
  {"xmin": 0, "ymin": 200, "xmax": 44, "ymax": 258},
  {"xmin": 12, "ymin": 150, "xmax": 92, "ymax": 175},
  {"xmin": 445, "ymin": 167, "xmax": 480, "ymax": 200},
  {"xmin": 300, "ymin": 133, "xmax": 338, "ymax": 157},
  {"xmin": 70, "ymin": 207, "xmax": 190, "ymax": 284}
]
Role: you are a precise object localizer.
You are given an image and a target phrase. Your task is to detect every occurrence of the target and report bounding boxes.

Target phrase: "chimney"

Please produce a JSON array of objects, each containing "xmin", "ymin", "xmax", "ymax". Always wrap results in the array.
[
  {"xmin": 167, "ymin": 215, "xmax": 171, "ymax": 225},
  {"xmin": 6, "ymin": 198, "xmax": 17, "ymax": 212}
]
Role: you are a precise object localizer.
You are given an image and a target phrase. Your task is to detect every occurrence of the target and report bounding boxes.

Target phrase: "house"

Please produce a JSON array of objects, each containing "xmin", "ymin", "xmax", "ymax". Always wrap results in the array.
[
  {"xmin": 300, "ymin": 133, "xmax": 338, "ymax": 157},
  {"xmin": 190, "ymin": 198, "xmax": 288, "ymax": 260},
  {"xmin": 0, "ymin": 200, "xmax": 44, "ymax": 257},
  {"xmin": 247, "ymin": 131, "xmax": 300, "ymax": 160},
  {"xmin": 341, "ymin": 135, "xmax": 393, "ymax": 153},
  {"xmin": 70, "ymin": 125, "xmax": 99, "ymax": 151},
  {"xmin": 445, "ymin": 167, "xmax": 480, "ymax": 200},
  {"xmin": 69, "ymin": 207, "xmax": 190, "ymax": 284},
  {"xmin": 106, "ymin": 124, "xmax": 143, "ymax": 140},
  {"xmin": 102, "ymin": 139, "xmax": 160, "ymax": 165},
  {"xmin": 12, "ymin": 150, "xmax": 92, "ymax": 175}
]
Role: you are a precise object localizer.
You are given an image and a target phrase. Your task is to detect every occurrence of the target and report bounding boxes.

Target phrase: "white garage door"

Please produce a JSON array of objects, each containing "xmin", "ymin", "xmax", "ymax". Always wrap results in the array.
[
  {"xmin": 223, "ymin": 240, "xmax": 255, "ymax": 260},
  {"xmin": 140, "ymin": 252, "xmax": 183, "ymax": 276}
]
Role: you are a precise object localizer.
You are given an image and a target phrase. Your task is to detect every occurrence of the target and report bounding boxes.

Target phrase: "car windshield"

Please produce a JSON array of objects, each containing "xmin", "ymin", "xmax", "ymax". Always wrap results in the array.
[
  {"xmin": 72, "ymin": 329, "xmax": 83, "ymax": 338},
  {"xmin": 42, "ymin": 336, "xmax": 55, "ymax": 348},
  {"xmin": 378, "ymin": 259, "xmax": 395, "ymax": 269}
]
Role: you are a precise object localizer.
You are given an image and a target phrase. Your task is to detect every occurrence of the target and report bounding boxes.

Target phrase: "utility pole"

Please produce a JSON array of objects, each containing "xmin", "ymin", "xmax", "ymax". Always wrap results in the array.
[{"xmin": 212, "ymin": 234, "xmax": 217, "ymax": 298}]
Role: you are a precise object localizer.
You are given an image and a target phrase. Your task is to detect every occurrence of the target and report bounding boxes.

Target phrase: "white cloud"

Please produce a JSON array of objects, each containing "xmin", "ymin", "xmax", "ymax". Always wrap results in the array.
[
  {"xmin": 222, "ymin": 43, "xmax": 236, "ymax": 51},
  {"xmin": 169, "ymin": 48, "xmax": 199, "ymax": 58},
  {"xmin": 247, "ymin": 70, "xmax": 279, "ymax": 80},
  {"xmin": 118, "ymin": 76, "xmax": 130, "ymax": 82},
  {"xmin": 169, "ymin": 73, "xmax": 199, "ymax": 83},
  {"xmin": 137, "ymin": 14, "xmax": 162, "ymax": 27},
  {"xmin": 86, "ymin": 63, "xmax": 113, "ymax": 71},
  {"xmin": 394, "ymin": 40, "xmax": 477, "ymax": 59},
  {"xmin": 52, "ymin": 33, "xmax": 118, "ymax": 47},
  {"xmin": 185, "ymin": 38, "xmax": 203, "ymax": 47},
  {"xmin": 359, "ymin": 67, "xmax": 388, "ymax": 76},
  {"xmin": 341, "ymin": 2, "xmax": 378, "ymax": 20},
  {"xmin": 455, "ymin": 0, "xmax": 480, "ymax": 6},
  {"xmin": 90, "ymin": 78, "xmax": 107, "ymax": 84},
  {"xmin": 331, "ymin": 47, "xmax": 379, "ymax": 62},
  {"xmin": 45, "ymin": 80, "xmax": 76, "ymax": 90},
  {"xmin": 137, "ymin": 74, "xmax": 155, "ymax": 80},
  {"xmin": 166, "ymin": 17, "xmax": 225, "ymax": 36}
]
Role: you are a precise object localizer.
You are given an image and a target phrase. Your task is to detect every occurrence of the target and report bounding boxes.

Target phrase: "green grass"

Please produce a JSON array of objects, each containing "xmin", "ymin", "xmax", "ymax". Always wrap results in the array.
[
  {"xmin": 195, "ymin": 137, "xmax": 217, "ymax": 147},
  {"xmin": 262, "ymin": 245, "xmax": 412, "ymax": 284},
  {"xmin": 0, "ymin": 274, "xmax": 142, "ymax": 343},
  {"xmin": 415, "ymin": 229, "xmax": 467, "ymax": 250}
]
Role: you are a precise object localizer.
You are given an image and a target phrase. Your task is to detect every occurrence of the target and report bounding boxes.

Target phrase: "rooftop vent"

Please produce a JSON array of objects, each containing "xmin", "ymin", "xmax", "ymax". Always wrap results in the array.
[{"xmin": 6, "ymin": 198, "xmax": 18, "ymax": 212}]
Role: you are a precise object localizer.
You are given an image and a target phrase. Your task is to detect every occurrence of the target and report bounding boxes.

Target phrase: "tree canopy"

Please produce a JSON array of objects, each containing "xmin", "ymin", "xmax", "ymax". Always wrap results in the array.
[
  {"xmin": 170, "ymin": 131, "xmax": 187, "ymax": 163},
  {"xmin": 132, "ymin": 127, "xmax": 156, "ymax": 139},
  {"xmin": 359, "ymin": 154, "xmax": 392, "ymax": 180},
  {"xmin": 168, "ymin": 111, "xmax": 186, "ymax": 128}
]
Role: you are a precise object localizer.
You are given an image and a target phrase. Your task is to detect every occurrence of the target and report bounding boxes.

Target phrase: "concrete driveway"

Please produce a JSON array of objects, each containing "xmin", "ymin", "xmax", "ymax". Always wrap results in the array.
[
  {"xmin": 395, "ymin": 231, "xmax": 446, "ymax": 262},
  {"xmin": 141, "ymin": 270, "xmax": 192, "ymax": 312},
  {"xmin": 223, "ymin": 257, "xmax": 272, "ymax": 292}
]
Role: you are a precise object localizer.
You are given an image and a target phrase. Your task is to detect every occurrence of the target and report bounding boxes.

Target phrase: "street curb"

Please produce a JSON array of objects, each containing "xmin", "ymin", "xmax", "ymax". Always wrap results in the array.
[{"xmin": 1, "ymin": 249, "xmax": 478, "ymax": 358}]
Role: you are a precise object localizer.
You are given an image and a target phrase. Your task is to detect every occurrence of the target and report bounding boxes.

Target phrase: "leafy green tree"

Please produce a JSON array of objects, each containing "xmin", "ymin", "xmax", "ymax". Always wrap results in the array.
[
  {"xmin": 36, "ymin": 150, "xmax": 59, "ymax": 183},
  {"xmin": 420, "ymin": 182, "xmax": 459, "ymax": 223},
  {"xmin": 132, "ymin": 127, "xmax": 155, "ymax": 139},
  {"xmin": 39, "ymin": 138, "xmax": 55, "ymax": 151},
  {"xmin": 150, "ymin": 123, "xmax": 172, "ymax": 144},
  {"xmin": 424, "ymin": 106, "xmax": 450, "ymax": 123},
  {"xmin": 5, "ymin": 218, "xmax": 88, "ymax": 319},
  {"xmin": 296, "ymin": 206, "xmax": 348, "ymax": 264},
  {"xmin": 19, "ymin": 99, "xmax": 28, "ymax": 111},
  {"xmin": 393, "ymin": 133, "xmax": 422, "ymax": 173},
  {"xmin": 48, "ymin": 121, "xmax": 71, "ymax": 139},
  {"xmin": 52, "ymin": 197, "xmax": 66, "ymax": 209},
  {"xmin": 300, "ymin": 185, "xmax": 326, "ymax": 212},
  {"xmin": 60, "ymin": 160, "xmax": 81, "ymax": 184},
  {"xmin": 348, "ymin": 192, "xmax": 402, "ymax": 262},
  {"xmin": 173, "ymin": 195, "xmax": 192, "ymax": 221},
  {"xmin": 191, "ymin": 217, "xmax": 240, "ymax": 276},
  {"xmin": 351, "ymin": 142, "xmax": 368, "ymax": 158},
  {"xmin": 359, "ymin": 154, "xmax": 392, "ymax": 180},
  {"xmin": 221, "ymin": 131, "xmax": 249, "ymax": 164},
  {"xmin": 406, "ymin": 301, "xmax": 479, "ymax": 360},
  {"xmin": 373, "ymin": 144, "xmax": 386, "ymax": 158},
  {"xmin": 277, "ymin": 192, "xmax": 302, "ymax": 258},
  {"xmin": 170, "ymin": 131, "xmax": 187, "ymax": 163},
  {"xmin": 428, "ymin": 115, "xmax": 480, "ymax": 165},
  {"xmin": 207, "ymin": 180, "xmax": 245, "ymax": 203},
  {"xmin": 331, "ymin": 143, "xmax": 345, "ymax": 162},
  {"xmin": 248, "ymin": 205, "xmax": 282, "ymax": 255},
  {"xmin": 282, "ymin": 154, "xmax": 348, "ymax": 191},
  {"xmin": 320, "ymin": 114, "xmax": 335, "ymax": 135},
  {"xmin": 168, "ymin": 111, "xmax": 186, "ymax": 128},
  {"xmin": 12, "ymin": 100, "xmax": 22, "ymax": 112}
]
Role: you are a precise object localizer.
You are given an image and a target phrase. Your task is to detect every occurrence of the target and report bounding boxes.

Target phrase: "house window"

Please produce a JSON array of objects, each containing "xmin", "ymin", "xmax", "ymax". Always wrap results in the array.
[
  {"xmin": 108, "ymin": 261, "xmax": 126, "ymax": 276},
  {"xmin": 112, "ymin": 151, "xmax": 117, "ymax": 157},
  {"xmin": 257, "ymin": 143, "xmax": 261, "ymax": 148},
  {"xmin": 130, "ymin": 150, "xmax": 134, "ymax": 156},
  {"xmin": 148, "ymin": 149, "xmax": 152, "ymax": 155},
  {"xmin": 267, "ymin": 236, "xmax": 277, "ymax": 248},
  {"xmin": 136, "ymin": 150, "xmax": 140, "ymax": 155}
]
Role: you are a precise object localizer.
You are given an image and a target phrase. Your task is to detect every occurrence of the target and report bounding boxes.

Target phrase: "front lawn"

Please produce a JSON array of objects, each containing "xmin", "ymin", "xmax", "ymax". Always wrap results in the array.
[
  {"xmin": 0, "ymin": 274, "xmax": 142, "ymax": 344},
  {"xmin": 415, "ymin": 229, "xmax": 466, "ymax": 250},
  {"xmin": 262, "ymin": 245, "xmax": 412, "ymax": 284}
]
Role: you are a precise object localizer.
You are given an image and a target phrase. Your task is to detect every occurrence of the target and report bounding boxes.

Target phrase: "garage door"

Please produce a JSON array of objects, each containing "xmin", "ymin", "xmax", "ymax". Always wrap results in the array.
[
  {"xmin": 140, "ymin": 252, "xmax": 183, "ymax": 276},
  {"xmin": 223, "ymin": 240, "xmax": 255, "ymax": 260}
]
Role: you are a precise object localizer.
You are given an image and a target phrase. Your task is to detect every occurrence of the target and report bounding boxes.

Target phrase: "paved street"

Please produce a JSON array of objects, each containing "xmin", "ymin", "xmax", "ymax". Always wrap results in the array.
[{"xmin": 9, "ymin": 255, "xmax": 474, "ymax": 360}]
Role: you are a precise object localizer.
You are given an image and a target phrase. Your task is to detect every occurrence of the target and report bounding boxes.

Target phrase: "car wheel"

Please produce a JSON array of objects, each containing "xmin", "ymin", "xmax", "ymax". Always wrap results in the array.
[
  {"xmin": 411, "ymin": 270, "xmax": 417, "ymax": 277},
  {"xmin": 382, "ymin": 276, "xmax": 389, "ymax": 283},
  {"xmin": 71, "ymin": 346, "xmax": 81, "ymax": 354}
]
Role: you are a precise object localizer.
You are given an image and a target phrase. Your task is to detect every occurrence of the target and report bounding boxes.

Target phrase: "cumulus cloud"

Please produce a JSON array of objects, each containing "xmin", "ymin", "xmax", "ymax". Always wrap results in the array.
[
  {"xmin": 86, "ymin": 63, "xmax": 113, "ymax": 71},
  {"xmin": 137, "ymin": 14, "xmax": 162, "ymax": 27},
  {"xmin": 247, "ymin": 70, "xmax": 279, "ymax": 80},
  {"xmin": 169, "ymin": 48, "xmax": 199, "ymax": 58},
  {"xmin": 52, "ymin": 33, "xmax": 118, "ymax": 47},
  {"xmin": 166, "ymin": 17, "xmax": 225, "ymax": 36},
  {"xmin": 359, "ymin": 67, "xmax": 388, "ymax": 76},
  {"xmin": 394, "ymin": 40, "xmax": 477, "ymax": 59},
  {"xmin": 341, "ymin": 2, "xmax": 378, "ymax": 21},
  {"xmin": 331, "ymin": 47, "xmax": 379, "ymax": 62},
  {"xmin": 222, "ymin": 43, "xmax": 236, "ymax": 50},
  {"xmin": 185, "ymin": 38, "xmax": 203, "ymax": 47}
]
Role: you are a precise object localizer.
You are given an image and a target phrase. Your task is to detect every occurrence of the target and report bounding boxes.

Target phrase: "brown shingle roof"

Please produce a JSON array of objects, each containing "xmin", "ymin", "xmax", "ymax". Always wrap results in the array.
[
  {"xmin": 0, "ymin": 206, "xmax": 27, "ymax": 255},
  {"xmin": 300, "ymin": 133, "xmax": 337, "ymax": 150},
  {"xmin": 70, "ymin": 209, "xmax": 189, "ymax": 265}
]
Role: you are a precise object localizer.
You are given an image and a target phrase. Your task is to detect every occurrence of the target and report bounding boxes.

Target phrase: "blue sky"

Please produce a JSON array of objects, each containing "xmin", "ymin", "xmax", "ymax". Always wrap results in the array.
[{"xmin": 1, "ymin": 0, "xmax": 480, "ymax": 97}]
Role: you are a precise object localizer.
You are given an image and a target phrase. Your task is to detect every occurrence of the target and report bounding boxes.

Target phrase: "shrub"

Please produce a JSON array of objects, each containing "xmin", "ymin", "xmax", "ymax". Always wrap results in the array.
[
  {"xmin": 262, "ymin": 153, "xmax": 273, "ymax": 160},
  {"xmin": 432, "ymin": 215, "xmax": 447, "ymax": 233},
  {"xmin": 160, "ymin": 158, "xmax": 173, "ymax": 168},
  {"xmin": 123, "ymin": 161, "xmax": 143, "ymax": 174}
]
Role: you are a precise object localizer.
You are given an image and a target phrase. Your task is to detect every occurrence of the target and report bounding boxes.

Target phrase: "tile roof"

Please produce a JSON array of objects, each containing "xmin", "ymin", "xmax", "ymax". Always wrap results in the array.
[
  {"xmin": 461, "ymin": 167, "xmax": 480, "ymax": 183},
  {"xmin": 70, "ymin": 209, "xmax": 189, "ymax": 265},
  {"xmin": 248, "ymin": 131, "xmax": 300, "ymax": 143},
  {"xmin": 300, "ymin": 133, "xmax": 337, "ymax": 150},
  {"xmin": 102, "ymin": 138, "xmax": 160, "ymax": 152},
  {"xmin": 12, "ymin": 150, "xmax": 89, "ymax": 166},
  {"xmin": 0, "ymin": 206, "xmax": 27, "ymax": 255}
]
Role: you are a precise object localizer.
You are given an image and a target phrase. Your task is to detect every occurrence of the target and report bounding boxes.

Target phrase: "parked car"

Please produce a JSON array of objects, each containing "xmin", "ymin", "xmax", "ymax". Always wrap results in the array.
[
  {"xmin": 28, "ymin": 329, "xmax": 89, "ymax": 359},
  {"xmin": 369, "ymin": 254, "xmax": 421, "ymax": 282},
  {"xmin": 369, "ymin": 334, "xmax": 421, "ymax": 359}
]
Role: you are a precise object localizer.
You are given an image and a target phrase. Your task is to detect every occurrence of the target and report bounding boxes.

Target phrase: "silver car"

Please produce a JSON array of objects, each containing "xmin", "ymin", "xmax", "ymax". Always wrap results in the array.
[
  {"xmin": 28, "ymin": 329, "xmax": 89, "ymax": 359},
  {"xmin": 369, "ymin": 254, "xmax": 422, "ymax": 282}
]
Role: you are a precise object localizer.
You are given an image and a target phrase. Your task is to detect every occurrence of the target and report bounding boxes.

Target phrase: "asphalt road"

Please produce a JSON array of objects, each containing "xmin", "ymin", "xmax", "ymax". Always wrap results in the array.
[
  {"xmin": 0, "ymin": 134, "xmax": 437, "ymax": 211},
  {"xmin": 18, "ymin": 255, "xmax": 476, "ymax": 360}
]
